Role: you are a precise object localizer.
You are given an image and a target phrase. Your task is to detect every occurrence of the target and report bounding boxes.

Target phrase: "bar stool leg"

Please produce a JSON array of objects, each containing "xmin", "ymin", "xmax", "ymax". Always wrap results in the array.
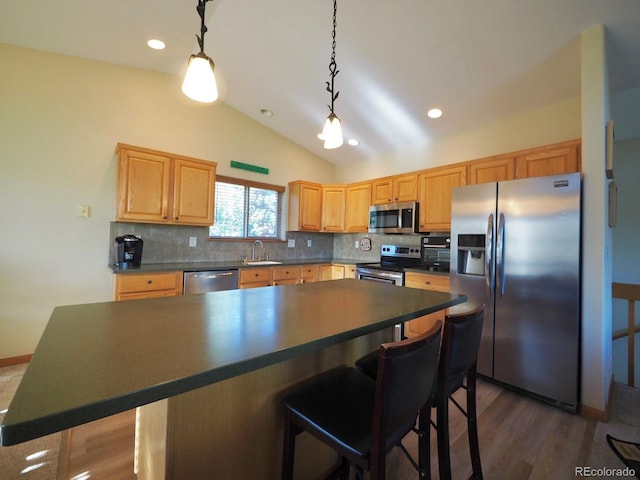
[
  {"xmin": 417, "ymin": 404, "xmax": 432, "ymax": 479},
  {"xmin": 281, "ymin": 411, "xmax": 301, "ymax": 480},
  {"xmin": 437, "ymin": 398, "xmax": 452, "ymax": 480},
  {"xmin": 467, "ymin": 375, "xmax": 482, "ymax": 479}
]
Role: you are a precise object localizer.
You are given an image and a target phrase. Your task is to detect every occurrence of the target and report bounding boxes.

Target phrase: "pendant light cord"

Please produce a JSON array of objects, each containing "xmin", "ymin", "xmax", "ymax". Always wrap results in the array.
[
  {"xmin": 196, "ymin": 0, "xmax": 213, "ymax": 54},
  {"xmin": 326, "ymin": 0, "xmax": 340, "ymax": 115}
]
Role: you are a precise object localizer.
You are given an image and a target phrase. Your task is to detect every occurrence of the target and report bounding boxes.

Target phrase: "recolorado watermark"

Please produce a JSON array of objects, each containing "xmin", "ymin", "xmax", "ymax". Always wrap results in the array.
[{"xmin": 575, "ymin": 466, "xmax": 636, "ymax": 477}]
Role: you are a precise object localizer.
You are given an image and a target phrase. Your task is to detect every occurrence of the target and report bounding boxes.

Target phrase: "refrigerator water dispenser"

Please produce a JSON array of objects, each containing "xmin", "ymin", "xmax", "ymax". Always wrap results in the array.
[{"xmin": 457, "ymin": 234, "xmax": 485, "ymax": 276}]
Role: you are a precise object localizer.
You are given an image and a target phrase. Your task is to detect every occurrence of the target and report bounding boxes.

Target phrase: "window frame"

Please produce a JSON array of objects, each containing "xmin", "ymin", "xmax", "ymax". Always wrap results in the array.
[{"xmin": 209, "ymin": 175, "xmax": 285, "ymax": 240}]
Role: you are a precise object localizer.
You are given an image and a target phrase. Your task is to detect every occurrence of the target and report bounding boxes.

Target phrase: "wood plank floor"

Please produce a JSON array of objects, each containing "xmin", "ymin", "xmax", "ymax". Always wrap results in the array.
[{"xmin": 58, "ymin": 379, "xmax": 597, "ymax": 479}]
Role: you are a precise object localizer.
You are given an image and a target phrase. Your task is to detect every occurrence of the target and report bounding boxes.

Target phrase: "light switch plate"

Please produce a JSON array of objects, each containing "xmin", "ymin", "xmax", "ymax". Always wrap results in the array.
[
  {"xmin": 189, "ymin": 236, "xmax": 197, "ymax": 247},
  {"xmin": 76, "ymin": 205, "xmax": 90, "ymax": 218},
  {"xmin": 307, "ymin": 239, "xmax": 312, "ymax": 247},
  {"xmin": 288, "ymin": 239, "xmax": 295, "ymax": 248}
]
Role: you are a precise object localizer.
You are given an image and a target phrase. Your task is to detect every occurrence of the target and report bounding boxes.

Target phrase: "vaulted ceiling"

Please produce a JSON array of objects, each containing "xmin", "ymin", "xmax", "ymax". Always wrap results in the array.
[{"xmin": 2, "ymin": 0, "xmax": 639, "ymax": 165}]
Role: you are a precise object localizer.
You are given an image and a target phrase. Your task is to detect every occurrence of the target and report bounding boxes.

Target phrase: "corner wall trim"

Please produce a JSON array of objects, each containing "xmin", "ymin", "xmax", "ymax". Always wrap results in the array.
[{"xmin": 0, "ymin": 354, "xmax": 32, "ymax": 368}]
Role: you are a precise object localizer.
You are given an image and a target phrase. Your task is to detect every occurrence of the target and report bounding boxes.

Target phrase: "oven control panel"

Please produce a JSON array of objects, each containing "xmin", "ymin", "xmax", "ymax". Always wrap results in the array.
[{"xmin": 380, "ymin": 244, "xmax": 421, "ymax": 258}]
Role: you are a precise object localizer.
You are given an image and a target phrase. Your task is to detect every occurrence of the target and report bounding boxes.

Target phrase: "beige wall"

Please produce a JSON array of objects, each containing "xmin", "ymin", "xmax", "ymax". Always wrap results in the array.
[
  {"xmin": 0, "ymin": 44, "xmax": 335, "ymax": 358},
  {"xmin": 336, "ymin": 97, "xmax": 581, "ymax": 183}
]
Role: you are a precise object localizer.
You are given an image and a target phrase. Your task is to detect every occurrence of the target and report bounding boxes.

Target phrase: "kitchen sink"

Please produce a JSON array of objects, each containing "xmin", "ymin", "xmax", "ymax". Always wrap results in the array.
[{"xmin": 243, "ymin": 260, "xmax": 282, "ymax": 265}]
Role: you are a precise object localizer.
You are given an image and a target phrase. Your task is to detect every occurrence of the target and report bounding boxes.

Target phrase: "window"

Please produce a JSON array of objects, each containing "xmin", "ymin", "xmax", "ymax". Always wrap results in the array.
[{"xmin": 209, "ymin": 176, "xmax": 285, "ymax": 239}]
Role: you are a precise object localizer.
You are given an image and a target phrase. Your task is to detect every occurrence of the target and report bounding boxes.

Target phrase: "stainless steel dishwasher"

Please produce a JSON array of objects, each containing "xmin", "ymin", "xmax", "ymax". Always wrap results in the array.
[{"xmin": 183, "ymin": 270, "xmax": 238, "ymax": 294}]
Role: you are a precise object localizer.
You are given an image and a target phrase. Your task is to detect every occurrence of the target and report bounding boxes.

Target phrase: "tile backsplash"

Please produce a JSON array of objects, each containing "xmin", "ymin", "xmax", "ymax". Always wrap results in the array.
[{"xmin": 109, "ymin": 222, "xmax": 421, "ymax": 265}]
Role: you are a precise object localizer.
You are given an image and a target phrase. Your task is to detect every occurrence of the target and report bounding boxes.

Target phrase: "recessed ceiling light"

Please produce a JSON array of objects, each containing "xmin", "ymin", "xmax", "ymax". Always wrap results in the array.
[
  {"xmin": 347, "ymin": 139, "xmax": 359, "ymax": 146},
  {"xmin": 147, "ymin": 39, "xmax": 166, "ymax": 50},
  {"xmin": 260, "ymin": 109, "xmax": 274, "ymax": 117},
  {"xmin": 427, "ymin": 108, "xmax": 443, "ymax": 119}
]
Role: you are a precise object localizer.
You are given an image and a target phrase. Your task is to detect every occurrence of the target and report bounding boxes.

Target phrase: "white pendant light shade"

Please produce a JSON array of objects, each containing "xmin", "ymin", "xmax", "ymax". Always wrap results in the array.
[
  {"xmin": 322, "ymin": 113, "xmax": 343, "ymax": 149},
  {"xmin": 182, "ymin": 53, "xmax": 219, "ymax": 103}
]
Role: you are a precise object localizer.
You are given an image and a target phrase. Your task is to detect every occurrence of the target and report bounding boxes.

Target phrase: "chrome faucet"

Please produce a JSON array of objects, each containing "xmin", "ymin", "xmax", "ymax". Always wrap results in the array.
[{"xmin": 252, "ymin": 240, "xmax": 264, "ymax": 261}]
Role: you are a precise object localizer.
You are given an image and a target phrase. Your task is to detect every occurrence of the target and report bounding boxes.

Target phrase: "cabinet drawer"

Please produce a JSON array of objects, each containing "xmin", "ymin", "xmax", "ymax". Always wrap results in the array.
[
  {"xmin": 116, "ymin": 272, "xmax": 182, "ymax": 294},
  {"xmin": 239, "ymin": 268, "xmax": 272, "ymax": 284},
  {"xmin": 272, "ymin": 266, "xmax": 300, "ymax": 282},
  {"xmin": 404, "ymin": 272, "xmax": 450, "ymax": 292}
]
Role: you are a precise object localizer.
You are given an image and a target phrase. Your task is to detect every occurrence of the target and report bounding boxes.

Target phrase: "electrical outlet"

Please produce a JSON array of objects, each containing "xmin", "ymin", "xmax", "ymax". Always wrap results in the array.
[
  {"xmin": 354, "ymin": 241, "xmax": 359, "ymax": 249},
  {"xmin": 189, "ymin": 236, "xmax": 197, "ymax": 247},
  {"xmin": 288, "ymin": 239, "xmax": 295, "ymax": 248},
  {"xmin": 307, "ymin": 239, "xmax": 312, "ymax": 247}
]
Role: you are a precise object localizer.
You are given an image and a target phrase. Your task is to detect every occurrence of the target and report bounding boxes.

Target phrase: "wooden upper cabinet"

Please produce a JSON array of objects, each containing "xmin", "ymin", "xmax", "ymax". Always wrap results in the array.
[
  {"xmin": 172, "ymin": 158, "xmax": 216, "ymax": 225},
  {"xmin": 116, "ymin": 145, "xmax": 172, "ymax": 223},
  {"xmin": 393, "ymin": 174, "xmax": 418, "ymax": 202},
  {"xmin": 468, "ymin": 155, "xmax": 516, "ymax": 184},
  {"xmin": 116, "ymin": 143, "xmax": 216, "ymax": 226},
  {"xmin": 345, "ymin": 182, "xmax": 371, "ymax": 232},
  {"xmin": 321, "ymin": 185, "xmax": 346, "ymax": 232},
  {"xmin": 515, "ymin": 140, "xmax": 581, "ymax": 179},
  {"xmin": 288, "ymin": 181, "xmax": 322, "ymax": 231},
  {"xmin": 417, "ymin": 165, "xmax": 467, "ymax": 232},
  {"xmin": 371, "ymin": 174, "xmax": 417, "ymax": 204}
]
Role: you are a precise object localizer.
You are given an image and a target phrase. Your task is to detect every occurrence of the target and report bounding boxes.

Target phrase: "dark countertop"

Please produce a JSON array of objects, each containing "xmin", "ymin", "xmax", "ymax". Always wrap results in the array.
[
  {"xmin": 0, "ymin": 279, "xmax": 465, "ymax": 446},
  {"xmin": 109, "ymin": 258, "xmax": 362, "ymax": 274}
]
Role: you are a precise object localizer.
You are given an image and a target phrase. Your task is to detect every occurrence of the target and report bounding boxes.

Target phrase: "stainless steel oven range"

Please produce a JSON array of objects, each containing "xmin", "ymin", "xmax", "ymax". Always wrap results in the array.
[
  {"xmin": 355, "ymin": 244, "xmax": 423, "ymax": 285},
  {"xmin": 356, "ymin": 244, "xmax": 423, "ymax": 339}
]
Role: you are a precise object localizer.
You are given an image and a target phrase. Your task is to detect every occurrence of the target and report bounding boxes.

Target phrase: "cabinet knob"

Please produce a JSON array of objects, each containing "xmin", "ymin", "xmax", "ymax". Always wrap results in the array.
[
  {"xmin": 175, "ymin": 217, "xmax": 179, "ymax": 220},
  {"xmin": 147, "ymin": 280, "xmax": 153, "ymax": 285},
  {"xmin": 424, "ymin": 280, "xmax": 431, "ymax": 285}
]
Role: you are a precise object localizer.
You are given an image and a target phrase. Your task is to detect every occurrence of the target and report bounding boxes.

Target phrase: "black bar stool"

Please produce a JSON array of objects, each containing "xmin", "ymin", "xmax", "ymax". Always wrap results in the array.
[
  {"xmin": 280, "ymin": 321, "xmax": 442, "ymax": 480},
  {"xmin": 356, "ymin": 305, "xmax": 485, "ymax": 480}
]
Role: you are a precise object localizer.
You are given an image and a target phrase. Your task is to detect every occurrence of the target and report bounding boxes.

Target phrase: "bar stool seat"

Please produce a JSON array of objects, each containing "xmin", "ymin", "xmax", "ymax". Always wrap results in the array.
[{"xmin": 281, "ymin": 322, "xmax": 442, "ymax": 480}]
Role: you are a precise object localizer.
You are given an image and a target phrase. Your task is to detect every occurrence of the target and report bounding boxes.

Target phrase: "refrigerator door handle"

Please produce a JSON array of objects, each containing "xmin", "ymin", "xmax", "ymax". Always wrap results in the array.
[
  {"xmin": 486, "ymin": 213, "xmax": 495, "ymax": 298},
  {"xmin": 496, "ymin": 212, "xmax": 506, "ymax": 296}
]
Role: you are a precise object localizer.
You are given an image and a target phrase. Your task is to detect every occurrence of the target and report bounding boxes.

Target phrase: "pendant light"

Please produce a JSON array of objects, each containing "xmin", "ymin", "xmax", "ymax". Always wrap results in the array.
[
  {"xmin": 321, "ymin": 0, "xmax": 343, "ymax": 149},
  {"xmin": 182, "ymin": 0, "xmax": 219, "ymax": 103}
]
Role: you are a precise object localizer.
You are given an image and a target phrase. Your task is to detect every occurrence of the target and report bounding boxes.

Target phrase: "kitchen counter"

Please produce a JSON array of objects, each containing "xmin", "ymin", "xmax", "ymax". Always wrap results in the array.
[
  {"xmin": 0, "ymin": 279, "xmax": 465, "ymax": 478},
  {"xmin": 109, "ymin": 257, "xmax": 361, "ymax": 274}
]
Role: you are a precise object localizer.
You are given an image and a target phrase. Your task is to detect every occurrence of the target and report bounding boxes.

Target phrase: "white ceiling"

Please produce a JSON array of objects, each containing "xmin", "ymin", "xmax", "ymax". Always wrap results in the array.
[{"xmin": 2, "ymin": 0, "xmax": 639, "ymax": 165}]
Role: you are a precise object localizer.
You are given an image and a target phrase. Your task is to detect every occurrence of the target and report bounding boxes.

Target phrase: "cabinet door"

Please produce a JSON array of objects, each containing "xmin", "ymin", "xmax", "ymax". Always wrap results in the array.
[
  {"xmin": 288, "ymin": 181, "xmax": 322, "ymax": 231},
  {"xmin": 318, "ymin": 264, "xmax": 334, "ymax": 281},
  {"xmin": 515, "ymin": 143, "xmax": 580, "ymax": 179},
  {"xmin": 321, "ymin": 185, "xmax": 346, "ymax": 232},
  {"xmin": 172, "ymin": 158, "xmax": 216, "ymax": 225},
  {"xmin": 345, "ymin": 182, "xmax": 371, "ymax": 233},
  {"xmin": 371, "ymin": 178, "xmax": 392, "ymax": 205},
  {"xmin": 300, "ymin": 264, "xmax": 319, "ymax": 283},
  {"xmin": 468, "ymin": 156, "xmax": 515, "ymax": 184},
  {"xmin": 116, "ymin": 146, "xmax": 171, "ymax": 223},
  {"xmin": 404, "ymin": 272, "xmax": 450, "ymax": 337},
  {"xmin": 417, "ymin": 165, "xmax": 467, "ymax": 232},
  {"xmin": 392, "ymin": 174, "xmax": 418, "ymax": 202}
]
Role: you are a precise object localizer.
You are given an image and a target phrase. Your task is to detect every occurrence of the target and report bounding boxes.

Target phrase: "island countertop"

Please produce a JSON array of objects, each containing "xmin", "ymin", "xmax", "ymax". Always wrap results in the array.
[{"xmin": 0, "ymin": 279, "xmax": 465, "ymax": 446}]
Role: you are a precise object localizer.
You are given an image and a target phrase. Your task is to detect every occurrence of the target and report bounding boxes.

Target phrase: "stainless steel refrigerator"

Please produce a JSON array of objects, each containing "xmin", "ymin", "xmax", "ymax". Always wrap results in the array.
[{"xmin": 450, "ymin": 173, "xmax": 581, "ymax": 411}]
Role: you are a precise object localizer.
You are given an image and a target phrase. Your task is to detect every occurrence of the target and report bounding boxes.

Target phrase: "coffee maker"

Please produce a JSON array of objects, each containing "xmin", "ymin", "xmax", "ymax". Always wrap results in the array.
[{"xmin": 114, "ymin": 235, "xmax": 143, "ymax": 268}]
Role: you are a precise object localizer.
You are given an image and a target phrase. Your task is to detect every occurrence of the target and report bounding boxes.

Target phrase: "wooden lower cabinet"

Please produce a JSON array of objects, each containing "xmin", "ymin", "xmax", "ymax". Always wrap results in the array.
[
  {"xmin": 300, "ymin": 264, "xmax": 319, "ymax": 283},
  {"xmin": 403, "ymin": 271, "xmax": 450, "ymax": 337},
  {"xmin": 272, "ymin": 266, "xmax": 300, "ymax": 286},
  {"xmin": 319, "ymin": 263, "xmax": 356, "ymax": 280},
  {"xmin": 239, "ymin": 268, "xmax": 273, "ymax": 289},
  {"xmin": 114, "ymin": 271, "xmax": 183, "ymax": 301}
]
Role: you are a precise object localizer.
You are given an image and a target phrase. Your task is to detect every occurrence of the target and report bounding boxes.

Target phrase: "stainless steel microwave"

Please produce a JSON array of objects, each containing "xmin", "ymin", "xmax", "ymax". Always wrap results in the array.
[{"xmin": 368, "ymin": 201, "xmax": 419, "ymax": 234}]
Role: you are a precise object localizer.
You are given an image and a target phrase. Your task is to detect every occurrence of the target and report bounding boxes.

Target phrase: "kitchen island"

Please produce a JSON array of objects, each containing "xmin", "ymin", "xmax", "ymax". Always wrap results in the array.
[{"xmin": 0, "ymin": 279, "xmax": 465, "ymax": 478}]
